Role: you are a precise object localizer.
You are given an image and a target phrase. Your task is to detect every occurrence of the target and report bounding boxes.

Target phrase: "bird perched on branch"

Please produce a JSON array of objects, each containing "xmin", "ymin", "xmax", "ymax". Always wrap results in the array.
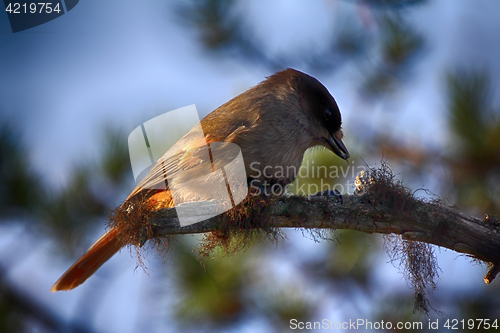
[{"xmin": 51, "ymin": 68, "xmax": 349, "ymax": 292}]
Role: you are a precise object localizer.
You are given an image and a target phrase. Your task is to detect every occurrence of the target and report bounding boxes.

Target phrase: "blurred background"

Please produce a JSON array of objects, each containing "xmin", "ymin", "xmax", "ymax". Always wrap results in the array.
[{"xmin": 1, "ymin": 0, "xmax": 500, "ymax": 332}]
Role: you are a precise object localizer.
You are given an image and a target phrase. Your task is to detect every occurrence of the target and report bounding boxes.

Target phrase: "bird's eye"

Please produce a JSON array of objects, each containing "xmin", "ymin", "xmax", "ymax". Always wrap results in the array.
[{"xmin": 324, "ymin": 109, "xmax": 332, "ymax": 120}]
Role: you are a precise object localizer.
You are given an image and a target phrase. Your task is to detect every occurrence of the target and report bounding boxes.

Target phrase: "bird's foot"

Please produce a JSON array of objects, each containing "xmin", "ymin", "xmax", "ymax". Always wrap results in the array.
[
  {"xmin": 248, "ymin": 179, "xmax": 288, "ymax": 198},
  {"xmin": 311, "ymin": 189, "xmax": 343, "ymax": 204}
]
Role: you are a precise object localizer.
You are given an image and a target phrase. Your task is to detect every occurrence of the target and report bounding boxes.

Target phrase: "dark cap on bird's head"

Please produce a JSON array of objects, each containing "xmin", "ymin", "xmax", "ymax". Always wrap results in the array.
[{"xmin": 270, "ymin": 68, "xmax": 350, "ymax": 161}]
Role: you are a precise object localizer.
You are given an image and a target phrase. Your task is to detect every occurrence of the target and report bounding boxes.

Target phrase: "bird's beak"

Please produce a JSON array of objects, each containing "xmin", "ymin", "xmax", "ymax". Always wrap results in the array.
[{"xmin": 327, "ymin": 131, "xmax": 350, "ymax": 161}]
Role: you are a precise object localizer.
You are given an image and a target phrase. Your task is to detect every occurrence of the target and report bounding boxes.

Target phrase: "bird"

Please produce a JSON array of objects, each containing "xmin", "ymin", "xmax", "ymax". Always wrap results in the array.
[{"xmin": 50, "ymin": 68, "xmax": 350, "ymax": 292}]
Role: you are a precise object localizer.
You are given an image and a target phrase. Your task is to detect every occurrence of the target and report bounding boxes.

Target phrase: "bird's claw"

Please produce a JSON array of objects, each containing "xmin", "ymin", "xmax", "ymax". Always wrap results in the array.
[{"xmin": 311, "ymin": 189, "xmax": 343, "ymax": 204}]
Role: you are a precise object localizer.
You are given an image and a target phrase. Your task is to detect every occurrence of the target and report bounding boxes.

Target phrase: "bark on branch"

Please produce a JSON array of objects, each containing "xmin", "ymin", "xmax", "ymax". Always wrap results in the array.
[
  {"xmin": 148, "ymin": 194, "xmax": 500, "ymax": 284},
  {"xmin": 115, "ymin": 167, "xmax": 500, "ymax": 285}
]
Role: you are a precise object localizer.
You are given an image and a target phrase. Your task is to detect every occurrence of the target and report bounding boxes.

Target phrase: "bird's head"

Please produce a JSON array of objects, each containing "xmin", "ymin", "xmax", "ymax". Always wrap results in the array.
[{"xmin": 293, "ymin": 69, "xmax": 350, "ymax": 161}]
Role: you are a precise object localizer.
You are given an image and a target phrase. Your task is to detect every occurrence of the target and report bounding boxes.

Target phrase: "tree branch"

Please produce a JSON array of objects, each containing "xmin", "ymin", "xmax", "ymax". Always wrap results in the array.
[{"xmin": 129, "ymin": 168, "xmax": 500, "ymax": 285}]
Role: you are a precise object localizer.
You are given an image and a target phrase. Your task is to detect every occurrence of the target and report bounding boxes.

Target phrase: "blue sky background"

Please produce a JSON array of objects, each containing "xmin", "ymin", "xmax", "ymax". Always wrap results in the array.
[
  {"xmin": 1, "ymin": 0, "xmax": 500, "ymax": 187},
  {"xmin": 1, "ymin": 1, "xmax": 500, "ymax": 332}
]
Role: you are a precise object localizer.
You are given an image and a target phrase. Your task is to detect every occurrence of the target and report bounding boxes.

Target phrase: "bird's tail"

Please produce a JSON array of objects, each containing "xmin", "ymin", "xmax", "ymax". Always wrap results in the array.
[{"xmin": 50, "ymin": 228, "xmax": 125, "ymax": 292}]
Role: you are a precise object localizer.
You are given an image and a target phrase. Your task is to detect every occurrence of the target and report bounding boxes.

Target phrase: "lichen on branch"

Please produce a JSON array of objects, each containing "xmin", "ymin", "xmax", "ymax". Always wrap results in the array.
[{"xmin": 108, "ymin": 163, "xmax": 500, "ymax": 315}]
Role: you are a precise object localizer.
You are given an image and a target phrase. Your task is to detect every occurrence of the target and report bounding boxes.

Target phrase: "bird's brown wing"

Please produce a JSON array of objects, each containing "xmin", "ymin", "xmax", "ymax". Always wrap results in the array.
[
  {"xmin": 125, "ymin": 131, "xmax": 244, "ymax": 207},
  {"xmin": 125, "ymin": 131, "xmax": 207, "ymax": 199}
]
